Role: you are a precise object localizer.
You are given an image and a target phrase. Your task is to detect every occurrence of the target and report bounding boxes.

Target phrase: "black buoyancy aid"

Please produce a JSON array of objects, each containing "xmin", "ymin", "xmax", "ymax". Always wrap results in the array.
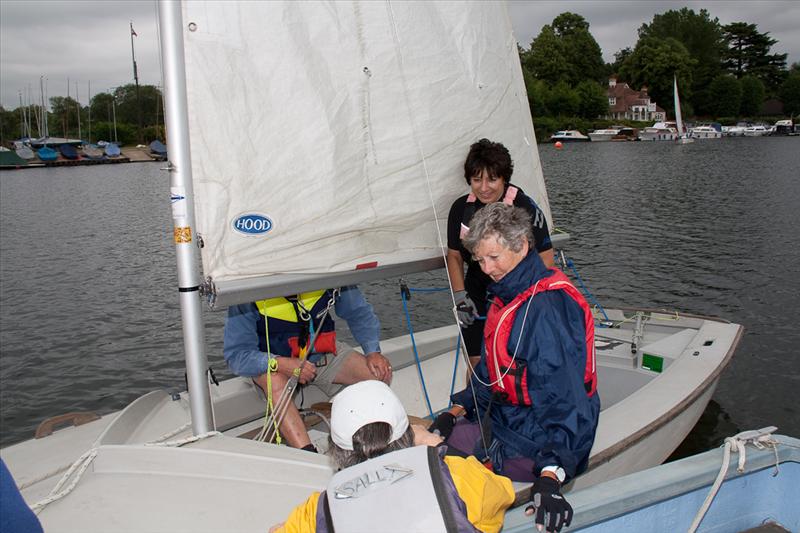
[
  {"xmin": 254, "ymin": 290, "xmax": 337, "ymax": 358},
  {"xmin": 318, "ymin": 446, "xmax": 479, "ymax": 533},
  {"xmin": 459, "ymin": 186, "xmax": 519, "ymax": 240},
  {"xmin": 483, "ymin": 269, "xmax": 597, "ymax": 405}
]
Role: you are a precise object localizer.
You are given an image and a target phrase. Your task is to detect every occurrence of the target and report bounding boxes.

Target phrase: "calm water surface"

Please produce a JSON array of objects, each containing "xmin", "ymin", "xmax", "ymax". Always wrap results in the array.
[{"xmin": 1, "ymin": 137, "xmax": 799, "ymax": 452}]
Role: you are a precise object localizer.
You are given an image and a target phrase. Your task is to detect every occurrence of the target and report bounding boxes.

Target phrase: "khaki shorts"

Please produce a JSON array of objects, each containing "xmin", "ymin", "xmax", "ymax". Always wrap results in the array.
[{"xmin": 308, "ymin": 341, "xmax": 358, "ymax": 397}]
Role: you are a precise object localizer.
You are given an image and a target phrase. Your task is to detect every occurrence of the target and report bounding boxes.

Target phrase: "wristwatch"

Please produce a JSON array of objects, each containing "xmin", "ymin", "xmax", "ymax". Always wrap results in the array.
[{"xmin": 541, "ymin": 465, "xmax": 566, "ymax": 483}]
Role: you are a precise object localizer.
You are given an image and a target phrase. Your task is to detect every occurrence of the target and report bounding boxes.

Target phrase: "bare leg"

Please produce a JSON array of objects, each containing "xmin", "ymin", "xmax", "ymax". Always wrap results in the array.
[
  {"xmin": 253, "ymin": 372, "xmax": 312, "ymax": 449},
  {"xmin": 333, "ymin": 351, "xmax": 392, "ymax": 385}
]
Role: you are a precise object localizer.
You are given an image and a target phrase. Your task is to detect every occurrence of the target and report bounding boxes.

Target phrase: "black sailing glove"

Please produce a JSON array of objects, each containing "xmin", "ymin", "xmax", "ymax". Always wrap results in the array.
[
  {"xmin": 525, "ymin": 476, "xmax": 573, "ymax": 532},
  {"xmin": 428, "ymin": 412, "xmax": 457, "ymax": 440},
  {"xmin": 454, "ymin": 290, "xmax": 478, "ymax": 327}
]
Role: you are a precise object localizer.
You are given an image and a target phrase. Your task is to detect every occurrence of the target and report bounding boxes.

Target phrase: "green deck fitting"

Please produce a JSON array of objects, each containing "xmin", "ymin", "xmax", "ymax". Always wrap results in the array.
[{"xmin": 641, "ymin": 353, "xmax": 664, "ymax": 373}]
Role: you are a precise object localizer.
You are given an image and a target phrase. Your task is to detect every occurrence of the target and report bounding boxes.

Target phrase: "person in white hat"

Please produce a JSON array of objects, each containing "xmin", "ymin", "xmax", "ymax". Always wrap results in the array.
[{"xmin": 269, "ymin": 380, "xmax": 515, "ymax": 533}]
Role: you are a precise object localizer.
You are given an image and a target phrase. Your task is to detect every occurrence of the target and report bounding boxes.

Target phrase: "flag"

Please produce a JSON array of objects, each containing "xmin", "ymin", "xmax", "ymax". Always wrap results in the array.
[{"xmin": 130, "ymin": 23, "xmax": 137, "ymax": 37}]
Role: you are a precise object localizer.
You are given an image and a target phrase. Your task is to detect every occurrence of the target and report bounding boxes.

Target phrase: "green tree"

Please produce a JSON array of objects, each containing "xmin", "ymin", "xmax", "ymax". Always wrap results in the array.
[
  {"xmin": 780, "ymin": 71, "xmax": 800, "ymax": 116},
  {"xmin": 522, "ymin": 69, "xmax": 549, "ymax": 117},
  {"xmin": 49, "ymin": 96, "xmax": 82, "ymax": 139},
  {"xmin": 619, "ymin": 37, "xmax": 695, "ymax": 116},
  {"xmin": 522, "ymin": 12, "xmax": 605, "ymax": 86},
  {"xmin": 551, "ymin": 12, "xmax": 606, "ymax": 84},
  {"xmin": 708, "ymin": 74, "xmax": 742, "ymax": 117},
  {"xmin": 575, "ymin": 80, "xmax": 608, "ymax": 118},
  {"xmin": 609, "ymin": 47, "xmax": 632, "ymax": 75},
  {"xmin": 112, "ymin": 84, "xmax": 164, "ymax": 131},
  {"xmin": 723, "ymin": 22, "xmax": 788, "ymax": 91},
  {"xmin": 523, "ymin": 25, "xmax": 569, "ymax": 85},
  {"xmin": 739, "ymin": 75, "xmax": 765, "ymax": 116},
  {"xmin": 546, "ymin": 80, "xmax": 579, "ymax": 116},
  {"xmin": 637, "ymin": 8, "xmax": 725, "ymax": 115}
]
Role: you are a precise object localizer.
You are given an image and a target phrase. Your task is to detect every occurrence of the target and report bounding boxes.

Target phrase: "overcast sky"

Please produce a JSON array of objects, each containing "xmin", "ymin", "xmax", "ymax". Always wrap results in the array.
[{"xmin": 2, "ymin": 1, "xmax": 798, "ymax": 109}]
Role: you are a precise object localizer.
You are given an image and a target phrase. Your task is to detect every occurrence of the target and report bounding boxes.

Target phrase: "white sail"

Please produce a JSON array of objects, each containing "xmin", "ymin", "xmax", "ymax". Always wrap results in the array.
[
  {"xmin": 180, "ymin": 1, "xmax": 550, "ymax": 305},
  {"xmin": 674, "ymin": 75, "xmax": 684, "ymax": 135}
]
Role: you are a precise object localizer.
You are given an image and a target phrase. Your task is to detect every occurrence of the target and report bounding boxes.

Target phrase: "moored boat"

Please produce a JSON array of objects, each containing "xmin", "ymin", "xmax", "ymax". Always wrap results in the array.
[
  {"xmin": 104, "ymin": 143, "xmax": 121, "ymax": 157},
  {"xmin": 638, "ymin": 122, "xmax": 678, "ymax": 141},
  {"xmin": 690, "ymin": 125, "xmax": 722, "ymax": 139},
  {"xmin": 504, "ymin": 428, "xmax": 799, "ymax": 532},
  {"xmin": 35, "ymin": 146, "xmax": 58, "ymax": 161},
  {"xmin": 771, "ymin": 119, "xmax": 797, "ymax": 136},
  {"xmin": 743, "ymin": 125, "xmax": 769, "ymax": 137},
  {"xmin": 58, "ymin": 144, "xmax": 79, "ymax": 160},
  {"xmin": 148, "ymin": 140, "xmax": 168, "ymax": 160},
  {"xmin": 80, "ymin": 144, "xmax": 104, "ymax": 160},
  {"xmin": 588, "ymin": 128, "xmax": 620, "ymax": 142},
  {"xmin": 550, "ymin": 130, "xmax": 589, "ymax": 142}
]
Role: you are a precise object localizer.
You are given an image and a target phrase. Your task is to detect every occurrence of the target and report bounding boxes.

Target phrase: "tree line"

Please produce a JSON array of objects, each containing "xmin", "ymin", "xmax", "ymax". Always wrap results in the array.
[
  {"xmin": 0, "ymin": 84, "xmax": 164, "ymax": 146},
  {"xmin": 519, "ymin": 9, "xmax": 800, "ymax": 129}
]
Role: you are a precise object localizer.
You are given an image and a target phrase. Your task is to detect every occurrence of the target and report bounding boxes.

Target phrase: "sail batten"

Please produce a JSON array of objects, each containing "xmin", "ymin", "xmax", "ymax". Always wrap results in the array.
[{"xmin": 181, "ymin": 1, "xmax": 549, "ymax": 298}]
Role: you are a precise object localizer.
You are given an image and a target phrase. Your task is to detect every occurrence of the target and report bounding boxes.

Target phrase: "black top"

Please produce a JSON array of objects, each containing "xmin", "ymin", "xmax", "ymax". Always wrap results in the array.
[{"xmin": 447, "ymin": 183, "xmax": 552, "ymax": 303}]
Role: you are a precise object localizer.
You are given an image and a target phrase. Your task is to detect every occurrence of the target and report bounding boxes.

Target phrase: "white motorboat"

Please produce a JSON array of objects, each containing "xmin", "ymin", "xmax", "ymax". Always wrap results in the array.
[
  {"xmin": 550, "ymin": 130, "xmax": 590, "ymax": 142},
  {"xmin": 722, "ymin": 125, "xmax": 746, "ymax": 137},
  {"xmin": 638, "ymin": 122, "xmax": 679, "ymax": 141},
  {"xmin": 588, "ymin": 128, "xmax": 620, "ymax": 142},
  {"xmin": 690, "ymin": 125, "xmax": 722, "ymax": 139},
  {"xmin": 0, "ymin": 2, "xmax": 742, "ymax": 531},
  {"xmin": 743, "ymin": 125, "xmax": 769, "ymax": 136}
]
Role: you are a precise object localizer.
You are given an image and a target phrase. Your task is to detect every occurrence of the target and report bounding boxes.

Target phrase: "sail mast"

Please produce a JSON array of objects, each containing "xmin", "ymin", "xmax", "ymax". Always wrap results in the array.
[{"xmin": 157, "ymin": 0, "xmax": 214, "ymax": 434}]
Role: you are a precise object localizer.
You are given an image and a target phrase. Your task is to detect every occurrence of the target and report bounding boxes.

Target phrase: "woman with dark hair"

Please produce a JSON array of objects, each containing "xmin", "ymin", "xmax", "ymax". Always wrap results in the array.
[
  {"xmin": 269, "ymin": 380, "xmax": 515, "ymax": 533},
  {"xmin": 446, "ymin": 139, "xmax": 554, "ymax": 367},
  {"xmin": 433, "ymin": 202, "xmax": 599, "ymax": 533}
]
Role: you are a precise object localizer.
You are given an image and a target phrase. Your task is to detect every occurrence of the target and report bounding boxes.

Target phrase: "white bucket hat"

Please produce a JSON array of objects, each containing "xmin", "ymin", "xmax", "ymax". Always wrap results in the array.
[{"xmin": 330, "ymin": 380, "xmax": 409, "ymax": 451}]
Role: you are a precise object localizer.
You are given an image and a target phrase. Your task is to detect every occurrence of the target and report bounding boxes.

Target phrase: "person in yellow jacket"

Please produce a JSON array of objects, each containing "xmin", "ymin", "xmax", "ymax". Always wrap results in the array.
[{"xmin": 269, "ymin": 380, "xmax": 515, "ymax": 533}]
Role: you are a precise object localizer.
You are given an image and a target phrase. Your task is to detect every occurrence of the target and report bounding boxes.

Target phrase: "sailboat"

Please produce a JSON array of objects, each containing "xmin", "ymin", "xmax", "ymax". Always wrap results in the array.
[
  {"xmin": 0, "ymin": 2, "xmax": 741, "ymax": 530},
  {"xmin": 674, "ymin": 75, "xmax": 694, "ymax": 144}
]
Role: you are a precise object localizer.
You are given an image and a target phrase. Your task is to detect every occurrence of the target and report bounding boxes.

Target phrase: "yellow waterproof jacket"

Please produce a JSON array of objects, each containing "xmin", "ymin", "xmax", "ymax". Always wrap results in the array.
[{"xmin": 272, "ymin": 454, "xmax": 515, "ymax": 533}]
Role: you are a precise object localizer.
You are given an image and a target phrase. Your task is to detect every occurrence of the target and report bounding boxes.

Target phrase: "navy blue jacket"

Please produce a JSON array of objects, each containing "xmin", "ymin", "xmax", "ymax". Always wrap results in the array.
[{"xmin": 452, "ymin": 251, "xmax": 600, "ymax": 480}]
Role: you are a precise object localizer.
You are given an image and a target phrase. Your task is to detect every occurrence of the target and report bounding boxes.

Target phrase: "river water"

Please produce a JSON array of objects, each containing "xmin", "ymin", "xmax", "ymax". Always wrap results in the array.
[{"xmin": 1, "ymin": 136, "xmax": 799, "ymax": 454}]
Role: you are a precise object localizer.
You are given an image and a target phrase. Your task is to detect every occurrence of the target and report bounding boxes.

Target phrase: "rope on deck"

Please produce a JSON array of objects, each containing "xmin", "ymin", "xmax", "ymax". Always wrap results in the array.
[{"xmin": 688, "ymin": 426, "xmax": 780, "ymax": 533}]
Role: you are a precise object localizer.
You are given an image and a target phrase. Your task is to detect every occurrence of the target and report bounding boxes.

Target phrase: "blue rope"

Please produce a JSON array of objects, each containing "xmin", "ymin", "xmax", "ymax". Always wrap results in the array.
[
  {"xmin": 565, "ymin": 257, "xmax": 610, "ymax": 323},
  {"xmin": 400, "ymin": 286, "xmax": 435, "ymax": 418}
]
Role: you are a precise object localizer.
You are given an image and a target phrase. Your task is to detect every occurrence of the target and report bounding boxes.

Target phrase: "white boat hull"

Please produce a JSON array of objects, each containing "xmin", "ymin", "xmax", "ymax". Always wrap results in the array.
[{"xmin": 1, "ymin": 307, "xmax": 741, "ymax": 531}]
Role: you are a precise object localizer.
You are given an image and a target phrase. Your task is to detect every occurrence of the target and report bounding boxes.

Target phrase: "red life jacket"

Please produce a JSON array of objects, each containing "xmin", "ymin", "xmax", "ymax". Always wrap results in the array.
[{"xmin": 483, "ymin": 269, "xmax": 597, "ymax": 405}]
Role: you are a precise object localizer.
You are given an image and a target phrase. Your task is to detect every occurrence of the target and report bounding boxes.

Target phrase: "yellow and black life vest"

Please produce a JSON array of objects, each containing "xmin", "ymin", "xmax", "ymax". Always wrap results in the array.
[{"xmin": 254, "ymin": 290, "xmax": 337, "ymax": 358}]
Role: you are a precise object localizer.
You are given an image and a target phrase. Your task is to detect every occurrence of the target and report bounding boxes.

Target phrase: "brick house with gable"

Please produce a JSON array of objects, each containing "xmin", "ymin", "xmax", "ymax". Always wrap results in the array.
[{"xmin": 606, "ymin": 77, "xmax": 666, "ymax": 122}]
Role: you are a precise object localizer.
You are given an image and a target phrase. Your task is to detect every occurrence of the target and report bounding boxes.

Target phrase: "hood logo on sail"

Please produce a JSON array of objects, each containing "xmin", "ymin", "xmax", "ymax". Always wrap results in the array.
[{"xmin": 233, "ymin": 214, "xmax": 273, "ymax": 235}]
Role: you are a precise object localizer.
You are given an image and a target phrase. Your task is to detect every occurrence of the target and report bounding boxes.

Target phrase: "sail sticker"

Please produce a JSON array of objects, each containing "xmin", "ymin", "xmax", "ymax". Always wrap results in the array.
[
  {"xmin": 171, "ymin": 187, "xmax": 187, "ymax": 219},
  {"xmin": 232, "ymin": 213, "xmax": 273, "ymax": 236},
  {"xmin": 174, "ymin": 226, "xmax": 192, "ymax": 244}
]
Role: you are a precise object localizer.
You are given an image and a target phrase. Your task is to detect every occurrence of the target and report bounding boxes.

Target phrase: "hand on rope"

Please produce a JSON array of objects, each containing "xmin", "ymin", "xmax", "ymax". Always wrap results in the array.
[
  {"xmin": 525, "ymin": 476, "xmax": 573, "ymax": 532},
  {"xmin": 454, "ymin": 290, "xmax": 478, "ymax": 327}
]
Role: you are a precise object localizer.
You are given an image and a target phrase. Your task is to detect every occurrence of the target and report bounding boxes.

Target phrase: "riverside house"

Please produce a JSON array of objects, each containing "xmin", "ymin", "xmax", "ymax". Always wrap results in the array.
[{"xmin": 606, "ymin": 77, "xmax": 666, "ymax": 122}]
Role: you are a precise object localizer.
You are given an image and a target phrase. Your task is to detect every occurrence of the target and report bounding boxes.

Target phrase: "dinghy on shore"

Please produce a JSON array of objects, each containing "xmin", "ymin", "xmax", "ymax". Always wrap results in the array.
[{"xmin": 0, "ymin": 2, "xmax": 742, "ymax": 530}]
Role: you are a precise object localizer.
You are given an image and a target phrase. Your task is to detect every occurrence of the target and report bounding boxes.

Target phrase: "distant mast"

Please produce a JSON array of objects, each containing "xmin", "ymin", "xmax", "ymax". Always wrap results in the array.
[{"xmin": 130, "ymin": 22, "xmax": 143, "ymax": 143}]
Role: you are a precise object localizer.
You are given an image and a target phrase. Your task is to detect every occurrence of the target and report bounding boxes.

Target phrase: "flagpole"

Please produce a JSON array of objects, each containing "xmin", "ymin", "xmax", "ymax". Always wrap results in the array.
[{"xmin": 130, "ymin": 21, "xmax": 143, "ymax": 144}]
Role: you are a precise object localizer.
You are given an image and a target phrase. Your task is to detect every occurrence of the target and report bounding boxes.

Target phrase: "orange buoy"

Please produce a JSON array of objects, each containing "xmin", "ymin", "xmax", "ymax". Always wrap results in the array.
[{"xmin": 554, "ymin": 141, "xmax": 563, "ymax": 149}]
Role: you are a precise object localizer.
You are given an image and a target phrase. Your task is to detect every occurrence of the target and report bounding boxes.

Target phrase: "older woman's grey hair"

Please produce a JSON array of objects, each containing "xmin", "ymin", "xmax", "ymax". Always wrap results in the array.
[{"xmin": 462, "ymin": 202, "xmax": 534, "ymax": 254}]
